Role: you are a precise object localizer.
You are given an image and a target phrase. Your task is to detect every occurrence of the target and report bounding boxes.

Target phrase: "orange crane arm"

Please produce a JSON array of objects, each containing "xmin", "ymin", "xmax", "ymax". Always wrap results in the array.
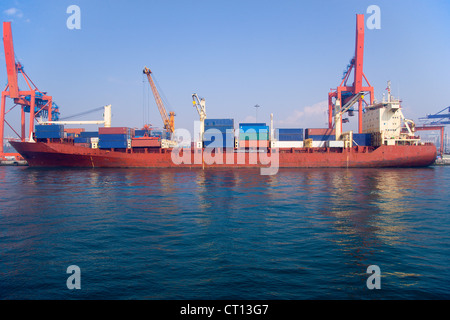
[
  {"xmin": 3, "ymin": 22, "xmax": 19, "ymax": 98},
  {"xmin": 143, "ymin": 67, "xmax": 174, "ymax": 133}
]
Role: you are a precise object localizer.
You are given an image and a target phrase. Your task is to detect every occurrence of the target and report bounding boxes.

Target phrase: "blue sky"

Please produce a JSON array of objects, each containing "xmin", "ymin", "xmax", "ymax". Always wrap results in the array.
[{"xmin": 1, "ymin": 0, "xmax": 450, "ymax": 136}]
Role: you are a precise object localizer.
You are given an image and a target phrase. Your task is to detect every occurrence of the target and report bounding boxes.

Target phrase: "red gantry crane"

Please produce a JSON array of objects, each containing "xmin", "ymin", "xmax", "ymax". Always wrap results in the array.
[
  {"xmin": 416, "ymin": 106, "xmax": 450, "ymax": 157},
  {"xmin": 328, "ymin": 14, "xmax": 374, "ymax": 134},
  {"xmin": 143, "ymin": 67, "xmax": 175, "ymax": 136},
  {"xmin": 1, "ymin": 22, "xmax": 60, "ymax": 159}
]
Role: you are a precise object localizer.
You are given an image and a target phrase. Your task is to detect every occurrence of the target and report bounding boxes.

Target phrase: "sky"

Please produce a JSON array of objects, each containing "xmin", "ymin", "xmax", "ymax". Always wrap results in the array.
[{"xmin": 1, "ymin": 0, "xmax": 450, "ymax": 137}]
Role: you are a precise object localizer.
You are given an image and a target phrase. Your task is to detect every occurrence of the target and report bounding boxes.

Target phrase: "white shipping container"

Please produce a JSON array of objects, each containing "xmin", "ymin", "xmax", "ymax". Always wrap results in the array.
[
  {"xmin": 312, "ymin": 141, "xmax": 326, "ymax": 148},
  {"xmin": 91, "ymin": 137, "xmax": 99, "ymax": 143},
  {"xmin": 271, "ymin": 141, "xmax": 304, "ymax": 148},
  {"xmin": 327, "ymin": 140, "xmax": 345, "ymax": 148}
]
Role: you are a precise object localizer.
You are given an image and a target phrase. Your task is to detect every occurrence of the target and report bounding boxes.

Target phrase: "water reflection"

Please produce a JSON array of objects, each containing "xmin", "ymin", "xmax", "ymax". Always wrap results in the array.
[{"xmin": 1, "ymin": 166, "xmax": 446, "ymax": 299}]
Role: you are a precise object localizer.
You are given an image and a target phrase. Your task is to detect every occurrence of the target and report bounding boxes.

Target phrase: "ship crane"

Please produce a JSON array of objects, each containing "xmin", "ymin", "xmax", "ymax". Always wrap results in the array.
[
  {"xmin": 143, "ymin": 67, "xmax": 175, "ymax": 138},
  {"xmin": 192, "ymin": 93, "xmax": 206, "ymax": 143},
  {"xmin": 333, "ymin": 91, "xmax": 366, "ymax": 139},
  {"xmin": 41, "ymin": 105, "xmax": 111, "ymax": 127}
]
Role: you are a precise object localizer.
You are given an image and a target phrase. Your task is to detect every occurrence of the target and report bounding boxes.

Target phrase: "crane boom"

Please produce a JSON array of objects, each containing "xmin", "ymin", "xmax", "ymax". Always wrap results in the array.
[
  {"xmin": 143, "ymin": 67, "xmax": 175, "ymax": 133},
  {"xmin": 3, "ymin": 22, "xmax": 19, "ymax": 98}
]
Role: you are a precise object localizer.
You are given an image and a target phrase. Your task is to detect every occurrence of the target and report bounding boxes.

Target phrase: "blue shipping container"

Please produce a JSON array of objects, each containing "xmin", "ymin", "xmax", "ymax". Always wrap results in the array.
[
  {"xmin": 353, "ymin": 133, "xmax": 372, "ymax": 146},
  {"xmin": 239, "ymin": 123, "xmax": 266, "ymax": 129},
  {"xmin": 203, "ymin": 132, "xmax": 235, "ymax": 148},
  {"xmin": 277, "ymin": 133, "xmax": 304, "ymax": 141},
  {"xmin": 134, "ymin": 130, "xmax": 150, "ymax": 137},
  {"xmin": 277, "ymin": 128, "xmax": 303, "ymax": 135},
  {"xmin": 74, "ymin": 137, "xmax": 90, "ymax": 143},
  {"xmin": 204, "ymin": 126, "xmax": 234, "ymax": 134},
  {"xmin": 239, "ymin": 126, "xmax": 269, "ymax": 135},
  {"xmin": 307, "ymin": 134, "xmax": 336, "ymax": 141},
  {"xmin": 35, "ymin": 131, "xmax": 64, "ymax": 139},
  {"xmin": 99, "ymin": 141, "xmax": 128, "ymax": 149},
  {"xmin": 99, "ymin": 134, "xmax": 130, "ymax": 142},
  {"xmin": 35, "ymin": 124, "xmax": 64, "ymax": 132},
  {"xmin": 205, "ymin": 119, "xmax": 234, "ymax": 127},
  {"xmin": 79, "ymin": 131, "xmax": 99, "ymax": 138},
  {"xmin": 150, "ymin": 131, "xmax": 170, "ymax": 139}
]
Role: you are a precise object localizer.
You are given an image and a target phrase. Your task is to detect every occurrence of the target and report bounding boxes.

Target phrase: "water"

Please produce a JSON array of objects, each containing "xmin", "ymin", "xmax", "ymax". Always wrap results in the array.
[{"xmin": 0, "ymin": 166, "xmax": 449, "ymax": 300}]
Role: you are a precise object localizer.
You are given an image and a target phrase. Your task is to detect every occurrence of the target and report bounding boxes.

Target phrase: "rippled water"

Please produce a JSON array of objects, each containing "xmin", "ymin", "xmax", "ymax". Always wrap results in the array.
[{"xmin": 0, "ymin": 166, "xmax": 449, "ymax": 299}]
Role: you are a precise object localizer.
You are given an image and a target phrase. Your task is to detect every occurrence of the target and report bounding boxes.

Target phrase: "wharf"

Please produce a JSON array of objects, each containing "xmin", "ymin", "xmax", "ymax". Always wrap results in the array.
[{"xmin": 434, "ymin": 156, "xmax": 450, "ymax": 166}]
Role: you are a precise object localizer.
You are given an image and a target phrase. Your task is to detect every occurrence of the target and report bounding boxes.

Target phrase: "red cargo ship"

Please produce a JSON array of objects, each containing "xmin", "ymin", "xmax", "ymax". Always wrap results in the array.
[
  {"xmin": 4, "ymin": 14, "xmax": 438, "ymax": 170},
  {"xmin": 10, "ymin": 139, "xmax": 437, "ymax": 169}
]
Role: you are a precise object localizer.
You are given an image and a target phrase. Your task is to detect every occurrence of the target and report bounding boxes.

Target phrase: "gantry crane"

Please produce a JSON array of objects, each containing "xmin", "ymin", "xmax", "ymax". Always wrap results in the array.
[
  {"xmin": 328, "ymin": 14, "xmax": 374, "ymax": 135},
  {"xmin": 416, "ymin": 106, "xmax": 450, "ymax": 157},
  {"xmin": 1, "ymin": 22, "xmax": 60, "ymax": 157},
  {"xmin": 192, "ymin": 93, "xmax": 206, "ymax": 143},
  {"xmin": 143, "ymin": 67, "xmax": 175, "ymax": 137}
]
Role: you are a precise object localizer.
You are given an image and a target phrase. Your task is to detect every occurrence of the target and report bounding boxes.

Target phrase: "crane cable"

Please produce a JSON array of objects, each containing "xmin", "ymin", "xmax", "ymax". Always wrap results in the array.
[
  {"xmin": 151, "ymin": 72, "xmax": 175, "ymax": 115},
  {"xmin": 59, "ymin": 106, "xmax": 105, "ymax": 120}
]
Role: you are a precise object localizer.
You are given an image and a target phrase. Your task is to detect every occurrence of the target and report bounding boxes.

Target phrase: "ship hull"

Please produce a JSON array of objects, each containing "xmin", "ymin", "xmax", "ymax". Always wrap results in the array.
[{"xmin": 10, "ymin": 141, "xmax": 437, "ymax": 168}]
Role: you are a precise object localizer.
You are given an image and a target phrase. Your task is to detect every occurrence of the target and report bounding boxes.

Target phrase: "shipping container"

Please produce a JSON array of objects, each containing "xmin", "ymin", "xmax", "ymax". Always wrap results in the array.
[
  {"xmin": 203, "ymin": 132, "xmax": 235, "ymax": 148},
  {"xmin": 239, "ymin": 132, "xmax": 269, "ymax": 140},
  {"xmin": 205, "ymin": 119, "xmax": 234, "ymax": 127},
  {"xmin": 99, "ymin": 127, "xmax": 133, "ymax": 135},
  {"xmin": 276, "ymin": 128, "xmax": 303, "ymax": 141},
  {"xmin": 99, "ymin": 134, "xmax": 130, "ymax": 142},
  {"xmin": 312, "ymin": 141, "xmax": 327, "ymax": 148},
  {"xmin": 150, "ymin": 130, "xmax": 170, "ymax": 140},
  {"xmin": 277, "ymin": 134, "xmax": 304, "ymax": 141},
  {"xmin": 239, "ymin": 140, "xmax": 269, "ymax": 148},
  {"xmin": 134, "ymin": 129, "xmax": 151, "ymax": 137},
  {"xmin": 64, "ymin": 128, "xmax": 85, "ymax": 135},
  {"xmin": 99, "ymin": 140, "xmax": 130, "ymax": 149},
  {"xmin": 239, "ymin": 125, "xmax": 269, "ymax": 141},
  {"xmin": 35, "ymin": 124, "xmax": 64, "ymax": 132},
  {"xmin": 131, "ymin": 137, "xmax": 161, "ymax": 147},
  {"xmin": 35, "ymin": 131, "xmax": 64, "ymax": 139},
  {"xmin": 35, "ymin": 124, "xmax": 64, "ymax": 139},
  {"xmin": 74, "ymin": 137, "xmax": 90, "ymax": 144},
  {"xmin": 271, "ymin": 141, "xmax": 304, "ymax": 148},
  {"xmin": 204, "ymin": 126, "xmax": 234, "ymax": 134},
  {"xmin": 79, "ymin": 131, "xmax": 99, "ymax": 138},
  {"xmin": 305, "ymin": 128, "xmax": 335, "ymax": 138},
  {"xmin": 327, "ymin": 140, "xmax": 345, "ymax": 148},
  {"xmin": 277, "ymin": 128, "xmax": 304, "ymax": 135},
  {"xmin": 239, "ymin": 123, "xmax": 266, "ymax": 128},
  {"xmin": 352, "ymin": 133, "xmax": 372, "ymax": 146},
  {"xmin": 307, "ymin": 134, "xmax": 336, "ymax": 141}
]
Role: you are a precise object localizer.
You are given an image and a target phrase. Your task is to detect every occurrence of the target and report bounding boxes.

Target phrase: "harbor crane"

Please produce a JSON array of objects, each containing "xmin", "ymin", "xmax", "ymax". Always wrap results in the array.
[
  {"xmin": 143, "ymin": 67, "xmax": 175, "ymax": 136},
  {"xmin": 192, "ymin": 93, "xmax": 206, "ymax": 143},
  {"xmin": 1, "ymin": 22, "xmax": 60, "ymax": 157},
  {"xmin": 416, "ymin": 106, "xmax": 450, "ymax": 157},
  {"xmin": 328, "ymin": 14, "xmax": 374, "ymax": 134}
]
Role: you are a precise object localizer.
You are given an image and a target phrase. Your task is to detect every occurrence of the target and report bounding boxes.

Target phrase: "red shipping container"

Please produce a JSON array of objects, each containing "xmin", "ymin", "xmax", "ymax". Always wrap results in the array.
[
  {"xmin": 131, "ymin": 137, "xmax": 161, "ymax": 147},
  {"xmin": 64, "ymin": 128, "xmax": 85, "ymax": 134},
  {"xmin": 306, "ymin": 128, "xmax": 335, "ymax": 136},
  {"xmin": 239, "ymin": 140, "xmax": 269, "ymax": 148},
  {"xmin": 99, "ymin": 127, "xmax": 131, "ymax": 135}
]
